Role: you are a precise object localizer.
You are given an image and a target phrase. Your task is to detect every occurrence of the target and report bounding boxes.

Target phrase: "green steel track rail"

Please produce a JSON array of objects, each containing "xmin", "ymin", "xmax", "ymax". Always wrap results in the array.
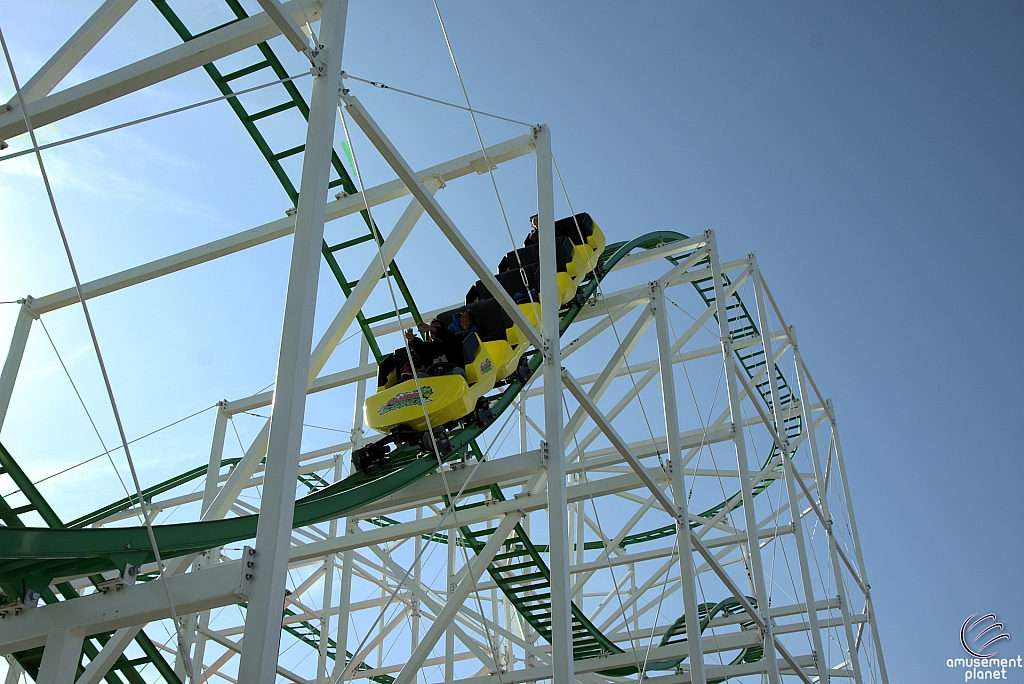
[
  {"xmin": 0, "ymin": 236, "xmax": 670, "ymax": 587},
  {"xmin": 150, "ymin": 0, "xmax": 421, "ymax": 361},
  {"xmin": 0, "ymin": 443, "xmax": 182, "ymax": 684},
  {"xmin": 0, "ymin": 232, "xmax": 793, "ymax": 678}
]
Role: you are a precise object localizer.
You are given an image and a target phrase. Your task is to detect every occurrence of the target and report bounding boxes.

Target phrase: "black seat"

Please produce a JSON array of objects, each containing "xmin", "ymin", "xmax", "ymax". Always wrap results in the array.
[
  {"xmin": 498, "ymin": 236, "xmax": 575, "ymax": 274},
  {"xmin": 437, "ymin": 299, "xmax": 512, "ymax": 343},
  {"xmin": 524, "ymin": 212, "xmax": 595, "ymax": 247},
  {"xmin": 466, "ymin": 264, "xmax": 541, "ymax": 304}
]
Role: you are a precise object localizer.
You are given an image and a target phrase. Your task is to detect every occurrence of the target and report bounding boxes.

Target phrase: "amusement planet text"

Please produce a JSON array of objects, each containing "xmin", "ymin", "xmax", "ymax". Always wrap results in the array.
[{"xmin": 947, "ymin": 656, "xmax": 1023, "ymax": 681}]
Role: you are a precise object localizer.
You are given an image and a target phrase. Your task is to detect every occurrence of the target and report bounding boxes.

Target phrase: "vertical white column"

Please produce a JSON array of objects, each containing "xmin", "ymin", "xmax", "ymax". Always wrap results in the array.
[
  {"xmin": 335, "ymin": 518, "xmax": 355, "ymax": 680},
  {"xmin": 0, "ymin": 299, "xmax": 34, "ymax": 432},
  {"xmin": 317, "ymin": 452, "xmax": 342, "ymax": 684},
  {"xmin": 535, "ymin": 124, "xmax": 573, "ymax": 684},
  {"xmin": 650, "ymin": 280, "xmax": 705, "ymax": 683},
  {"xmin": 185, "ymin": 401, "xmax": 230, "ymax": 678},
  {"xmin": 706, "ymin": 231, "xmax": 781, "ymax": 684},
  {"xmin": 750, "ymin": 262, "xmax": 828, "ymax": 683},
  {"xmin": 412, "ymin": 505, "xmax": 422, "ymax": 651},
  {"xmin": 237, "ymin": 2, "xmax": 348, "ymax": 681},
  {"xmin": 791, "ymin": 332, "xmax": 863, "ymax": 684},
  {"xmin": 829, "ymin": 398, "xmax": 888, "ymax": 683},
  {"xmin": 36, "ymin": 628, "xmax": 85, "ymax": 684},
  {"xmin": 329, "ymin": 337, "xmax": 368, "ymax": 682},
  {"xmin": 517, "ymin": 397, "xmax": 538, "ymax": 664},
  {"xmin": 445, "ymin": 526, "xmax": 457, "ymax": 682},
  {"xmin": 4, "ymin": 655, "xmax": 24, "ymax": 684}
]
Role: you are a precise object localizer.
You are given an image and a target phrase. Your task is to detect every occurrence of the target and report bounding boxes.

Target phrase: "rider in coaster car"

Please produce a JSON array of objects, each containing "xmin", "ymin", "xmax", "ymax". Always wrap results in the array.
[
  {"xmin": 407, "ymin": 320, "xmax": 466, "ymax": 378},
  {"xmin": 448, "ymin": 310, "xmax": 479, "ymax": 334},
  {"xmin": 524, "ymin": 214, "xmax": 539, "ymax": 246},
  {"xmin": 396, "ymin": 339, "xmax": 429, "ymax": 382}
]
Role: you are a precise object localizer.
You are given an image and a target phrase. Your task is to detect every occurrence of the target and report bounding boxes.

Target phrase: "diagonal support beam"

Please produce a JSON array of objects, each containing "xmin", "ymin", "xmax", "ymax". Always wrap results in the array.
[
  {"xmin": 4, "ymin": 0, "xmax": 137, "ymax": 107},
  {"xmin": 0, "ymin": 300, "xmax": 34, "ymax": 432},
  {"xmin": 75, "ymin": 625, "xmax": 143, "ymax": 684},
  {"xmin": 339, "ymin": 93, "xmax": 544, "ymax": 350},
  {"xmin": 309, "ymin": 177, "xmax": 441, "ymax": 382},
  {"xmin": 392, "ymin": 513, "xmax": 522, "ymax": 684},
  {"xmin": 0, "ymin": 0, "xmax": 323, "ymax": 142},
  {"xmin": 236, "ymin": 2, "xmax": 347, "ymax": 680},
  {"xmin": 27, "ymin": 133, "xmax": 534, "ymax": 316},
  {"xmin": 256, "ymin": 0, "xmax": 312, "ymax": 56},
  {"xmin": 560, "ymin": 368, "xmax": 814, "ymax": 684}
]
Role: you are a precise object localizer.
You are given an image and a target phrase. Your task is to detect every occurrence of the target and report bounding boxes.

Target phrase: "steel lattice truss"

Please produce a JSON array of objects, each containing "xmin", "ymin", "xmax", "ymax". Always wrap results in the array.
[{"xmin": 0, "ymin": 2, "xmax": 887, "ymax": 683}]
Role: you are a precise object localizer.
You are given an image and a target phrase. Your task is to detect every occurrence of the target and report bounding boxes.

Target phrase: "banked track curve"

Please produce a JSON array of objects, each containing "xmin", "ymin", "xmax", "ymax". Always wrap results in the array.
[{"xmin": 1, "ymin": 230, "xmax": 792, "ymax": 677}]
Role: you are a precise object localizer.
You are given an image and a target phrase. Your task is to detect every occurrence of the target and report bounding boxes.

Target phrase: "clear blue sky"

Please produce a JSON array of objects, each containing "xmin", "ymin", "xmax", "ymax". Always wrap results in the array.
[{"xmin": 1, "ymin": 2, "xmax": 1022, "ymax": 681}]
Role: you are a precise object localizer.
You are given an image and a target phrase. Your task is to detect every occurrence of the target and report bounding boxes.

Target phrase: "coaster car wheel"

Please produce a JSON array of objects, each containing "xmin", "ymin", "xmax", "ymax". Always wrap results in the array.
[
  {"xmin": 352, "ymin": 441, "xmax": 391, "ymax": 474},
  {"xmin": 516, "ymin": 356, "xmax": 534, "ymax": 384},
  {"xmin": 422, "ymin": 427, "xmax": 453, "ymax": 458},
  {"xmin": 474, "ymin": 397, "xmax": 494, "ymax": 428},
  {"xmin": 573, "ymin": 287, "xmax": 587, "ymax": 309}
]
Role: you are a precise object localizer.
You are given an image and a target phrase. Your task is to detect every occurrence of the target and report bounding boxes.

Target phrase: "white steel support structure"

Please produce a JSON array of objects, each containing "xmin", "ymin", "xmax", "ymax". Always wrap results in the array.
[
  {"xmin": 0, "ymin": 300, "xmax": 32, "ymax": 432},
  {"xmin": 0, "ymin": 7, "xmax": 889, "ymax": 682},
  {"xmin": 750, "ymin": 259, "xmax": 828, "ymax": 684},
  {"xmin": 707, "ymin": 232, "xmax": 781, "ymax": 684},
  {"xmin": 830, "ymin": 405, "xmax": 889, "ymax": 683},
  {"xmin": 535, "ymin": 125, "xmax": 573, "ymax": 684},
  {"xmin": 650, "ymin": 280, "xmax": 705, "ymax": 683},
  {"xmin": 237, "ymin": 1, "xmax": 348, "ymax": 681}
]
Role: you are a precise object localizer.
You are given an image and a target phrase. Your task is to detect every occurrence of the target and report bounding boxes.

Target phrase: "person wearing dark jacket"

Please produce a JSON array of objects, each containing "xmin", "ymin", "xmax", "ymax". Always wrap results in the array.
[
  {"xmin": 447, "ymin": 311, "xmax": 478, "ymax": 335},
  {"xmin": 412, "ymin": 320, "xmax": 466, "ymax": 377}
]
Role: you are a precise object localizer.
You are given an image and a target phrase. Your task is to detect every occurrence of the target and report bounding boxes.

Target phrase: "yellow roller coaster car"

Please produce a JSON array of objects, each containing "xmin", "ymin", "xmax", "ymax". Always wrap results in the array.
[{"xmin": 352, "ymin": 213, "xmax": 604, "ymax": 473}]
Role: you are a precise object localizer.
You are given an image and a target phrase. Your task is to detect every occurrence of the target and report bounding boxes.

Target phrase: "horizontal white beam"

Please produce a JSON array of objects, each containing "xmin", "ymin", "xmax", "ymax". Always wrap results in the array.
[
  {"xmin": 6, "ymin": 0, "xmax": 137, "ymax": 106},
  {"xmin": 0, "ymin": 1, "xmax": 322, "ymax": 142},
  {"xmin": 339, "ymin": 94, "xmax": 544, "ymax": 349},
  {"xmin": 27, "ymin": 133, "xmax": 536, "ymax": 315},
  {"xmin": 224, "ymin": 362, "xmax": 376, "ymax": 414},
  {"xmin": 0, "ymin": 559, "xmax": 250, "ymax": 654}
]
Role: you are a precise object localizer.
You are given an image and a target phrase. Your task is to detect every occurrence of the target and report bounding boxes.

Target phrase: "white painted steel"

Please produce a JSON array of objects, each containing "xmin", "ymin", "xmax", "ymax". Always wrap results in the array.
[
  {"xmin": 651, "ymin": 280, "xmax": 706, "ymax": 683},
  {"xmin": 237, "ymin": 2, "xmax": 348, "ymax": 680},
  {"xmin": 751, "ymin": 260, "xmax": 829, "ymax": 683},
  {"xmin": 27, "ymin": 135, "xmax": 534, "ymax": 316},
  {"xmin": 707, "ymin": 232, "xmax": 782, "ymax": 684},
  {"xmin": 256, "ymin": 0, "xmax": 313, "ymax": 55},
  {"xmin": 0, "ymin": 301, "xmax": 32, "ymax": 431},
  {"xmin": 4, "ymin": 0, "xmax": 137, "ymax": 107},
  {"xmin": 34, "ymin": 627, "xmax": 84, "ymax": 684},
  {"xmin": 0, "ymin": 12, "xmax": 888, "ymax": 676},
  {"xmin": 0, "ymin": 0, "xmax": 324, "ymax": 141},
  {"xmin": 339, "ymin": 94, "xmax": 543, "ymax": 350},
  {"xmin": 393, "ymin": 514, "xmax": 522, "ymax": 684},
  {"xmin": 0, "ymin": 561, "xmax": 251, "ymax": 655},
  {"xmin": 76, "ymin": 626, "xmax": 143, "ymax": 684},
  {"xmin": 831, "ymin": 400, "xmax": 886, "ymax": 683},
  {"xmin": 533, "ymin": 125, "xmax": 574, "ymax": 684}
]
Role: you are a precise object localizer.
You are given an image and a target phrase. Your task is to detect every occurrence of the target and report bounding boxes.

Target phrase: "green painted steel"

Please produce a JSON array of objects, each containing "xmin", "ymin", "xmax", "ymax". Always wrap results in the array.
[
  {"xmin": 149, "ymin": 0, "xmax": 422, "ymax": 362},
  {"xmin": 0, "ymin": 236, "xmax": 668, "ymax": 585},
  {"xmin": 279, "ymin": 606, "xmax": 395, "ymax": 684},
  {"xmin": 0, "ymin": 443, "xmax": 182, "ymax": 684},
  {"xmin": 0, "ymin": 232, "xmax": 787, "ymax": 678}
]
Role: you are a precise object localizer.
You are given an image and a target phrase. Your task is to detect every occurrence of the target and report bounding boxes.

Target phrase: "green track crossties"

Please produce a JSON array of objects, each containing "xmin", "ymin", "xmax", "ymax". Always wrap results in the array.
[
  {"xmin": 151, "ymin": 0, "xmax": 422, "ymax": 362},
  {"xmin": 1, "ymin": 231, "xmax": 792, "ymax": 679},
  {"xmin": 0, "ymin": 443, "xmax": 183, "ymax": 684}
]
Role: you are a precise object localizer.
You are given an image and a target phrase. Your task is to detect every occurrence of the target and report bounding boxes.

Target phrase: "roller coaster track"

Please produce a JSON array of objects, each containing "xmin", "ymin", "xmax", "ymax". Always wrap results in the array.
[
  {"xmin": 0, "ymin": 231, "xmax": 788, "ymax": 679},
  {"xmin": 0, "ymin": 3, "xmax": 802, "ymax": 678}
]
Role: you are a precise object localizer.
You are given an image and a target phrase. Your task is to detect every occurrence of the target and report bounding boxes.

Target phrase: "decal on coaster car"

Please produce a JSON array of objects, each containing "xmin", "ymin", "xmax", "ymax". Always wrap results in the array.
[
  {"xmin": 480, "ymin": 358, "xmax": 493, "ymax": 374},
  {"xmin": 379, "ymin": 385, "xmax": 434, "ymax": 415}
]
